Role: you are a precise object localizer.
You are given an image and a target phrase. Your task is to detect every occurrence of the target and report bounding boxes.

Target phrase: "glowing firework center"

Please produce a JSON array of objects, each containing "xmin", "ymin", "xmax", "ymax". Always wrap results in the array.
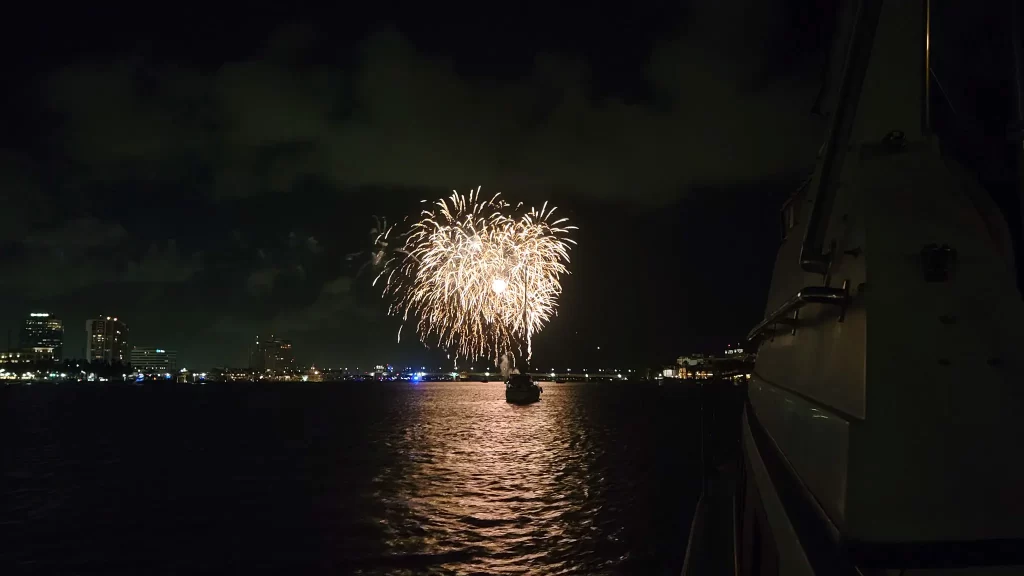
[{"xmin": 377, "ymin": 187, "xmax": 576, "ymax": 364}]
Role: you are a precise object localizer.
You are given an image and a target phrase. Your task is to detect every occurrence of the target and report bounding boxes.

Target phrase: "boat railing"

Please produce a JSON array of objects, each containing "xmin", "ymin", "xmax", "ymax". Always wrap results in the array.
[{"xmin": 747, "ymin": 284, "xmax": 850, "ymax": 342}]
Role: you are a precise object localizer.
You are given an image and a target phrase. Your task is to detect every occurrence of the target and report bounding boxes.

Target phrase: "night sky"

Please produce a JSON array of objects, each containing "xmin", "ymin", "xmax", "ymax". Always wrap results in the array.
[{"xmin": 0, "ymin": 1, "xmax": 835, "ymax": 370}]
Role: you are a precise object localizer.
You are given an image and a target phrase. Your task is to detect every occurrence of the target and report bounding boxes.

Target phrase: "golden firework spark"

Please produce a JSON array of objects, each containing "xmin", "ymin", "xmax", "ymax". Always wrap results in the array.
[{"xmin": 376, "ymin": 187, "xmax": 576, "ymax": 363}]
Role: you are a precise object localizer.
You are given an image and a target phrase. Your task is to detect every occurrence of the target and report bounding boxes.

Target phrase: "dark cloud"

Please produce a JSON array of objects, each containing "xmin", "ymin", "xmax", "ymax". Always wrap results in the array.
[
  {"xmin": 25, "ymin": 217, "xmax": 127, "ymax": 251},
  {"xmin": 120, "ymin": 241, "xmax": 200, "ymax": 284},
  {"xmin": 0, "ymin": 152, "xmax": 51, "ymax": 243},
  {"xmin": 244, "ymin": 267, "xmax": 280, "ymax": 296},
  {"xmin": 1, "ymin": 217, "xmax": 200, "ymax": 298},
  {"xmin": 269, "ymin": 276, "xmax": 365, "ymax": 332},
  {"xmin": 45, "ymin": 17, "xmax": 825, "ymax": 205}
]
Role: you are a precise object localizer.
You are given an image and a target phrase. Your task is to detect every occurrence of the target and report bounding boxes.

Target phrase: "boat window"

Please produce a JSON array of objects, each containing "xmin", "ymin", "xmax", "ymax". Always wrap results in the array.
[
  {"xmin": 780, "ymin": 199, "xmax": 797, "ymax": 241},
  {"xmin": 930, "ymin": 1, "xmax": 1023, "ymax": 289}
]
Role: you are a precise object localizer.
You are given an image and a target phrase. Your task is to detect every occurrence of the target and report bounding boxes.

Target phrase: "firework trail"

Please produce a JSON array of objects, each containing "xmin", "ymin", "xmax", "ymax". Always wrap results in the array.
[{"xmin": 375, "ymin": 187, "xmax": 576, "ymax": 363}]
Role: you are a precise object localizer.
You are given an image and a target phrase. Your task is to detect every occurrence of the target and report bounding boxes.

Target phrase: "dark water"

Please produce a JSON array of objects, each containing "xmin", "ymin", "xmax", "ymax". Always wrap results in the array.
[{"xmin": 2, "ymin": 381, "xmax": 701, "ymax": 575}]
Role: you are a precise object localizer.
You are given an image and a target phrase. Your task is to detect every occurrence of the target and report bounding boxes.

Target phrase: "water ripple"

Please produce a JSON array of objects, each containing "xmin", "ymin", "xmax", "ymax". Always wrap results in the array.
[{"xmin": 2, "ymin": 381, "xmax": 700, "ymax": 575}]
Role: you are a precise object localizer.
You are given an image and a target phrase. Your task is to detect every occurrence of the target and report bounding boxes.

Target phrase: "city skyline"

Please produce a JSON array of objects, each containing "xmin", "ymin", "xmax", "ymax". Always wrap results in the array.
[{"xmin": 1, "ymin": 304, "xmax": 758, "ymax": 371}]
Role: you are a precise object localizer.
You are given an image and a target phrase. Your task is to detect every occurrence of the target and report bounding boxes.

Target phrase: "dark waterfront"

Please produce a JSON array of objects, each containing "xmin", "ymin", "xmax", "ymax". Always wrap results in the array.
[{"xmin": 3, "ymin": 381, "xmax": 701, "ymax": 575}]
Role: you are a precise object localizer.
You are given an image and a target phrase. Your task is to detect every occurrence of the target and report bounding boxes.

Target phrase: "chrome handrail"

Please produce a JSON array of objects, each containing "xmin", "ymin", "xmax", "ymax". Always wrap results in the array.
[{"xmin": 747, "ymin": 285, "xmax": 850, "ymax": 342}]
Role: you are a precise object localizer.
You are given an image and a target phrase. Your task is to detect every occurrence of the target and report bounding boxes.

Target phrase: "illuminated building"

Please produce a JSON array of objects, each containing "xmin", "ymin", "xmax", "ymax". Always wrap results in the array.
[
  {"xmin": 677, "ymin": 354, "xmax": 713, "ymax": 380},
  {"xmin": 677, "ymin": 354, "xmax": 708, "ymax": 367},
  {"xmin": 306, "ymin": 366, "xmax": 323, "ymax": 382},
  {"xmin": 130, "ymin": 347, "xmax": 178, "ymax": 373},
  {"xmin": 723, "ymin": 343, "xmax": 755, "ymax": 362},
  {"xmin": 20, "ymin": 312, "xmax": 63, "ymax": 361},
  {"xmin": 86, "ymin": 316, "xmax": 129, "ymax": 363},
  {"xmin": 249, "ymin": 338, "xmax": 265, "ymax": 372},
  {"xmin": 209, "ymin": 367, "xmax": 254, "ymax": 382},
  {"xmin": 249, "ymin": 335, "xmax": 295, "ymax": 373},
  {"xmin": 0, "ymin": 351, "xmax": 32, "ymax": 364},
  {"xmin": 673, "ymin": 346, "xmax": 755, "ymax": 380}
]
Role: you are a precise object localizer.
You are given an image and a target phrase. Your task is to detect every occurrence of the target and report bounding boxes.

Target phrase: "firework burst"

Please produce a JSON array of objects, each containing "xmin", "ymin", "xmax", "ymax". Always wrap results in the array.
[{"xmin": 376, "ymin": 187, "xmax": 576, "ymax": 363}]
